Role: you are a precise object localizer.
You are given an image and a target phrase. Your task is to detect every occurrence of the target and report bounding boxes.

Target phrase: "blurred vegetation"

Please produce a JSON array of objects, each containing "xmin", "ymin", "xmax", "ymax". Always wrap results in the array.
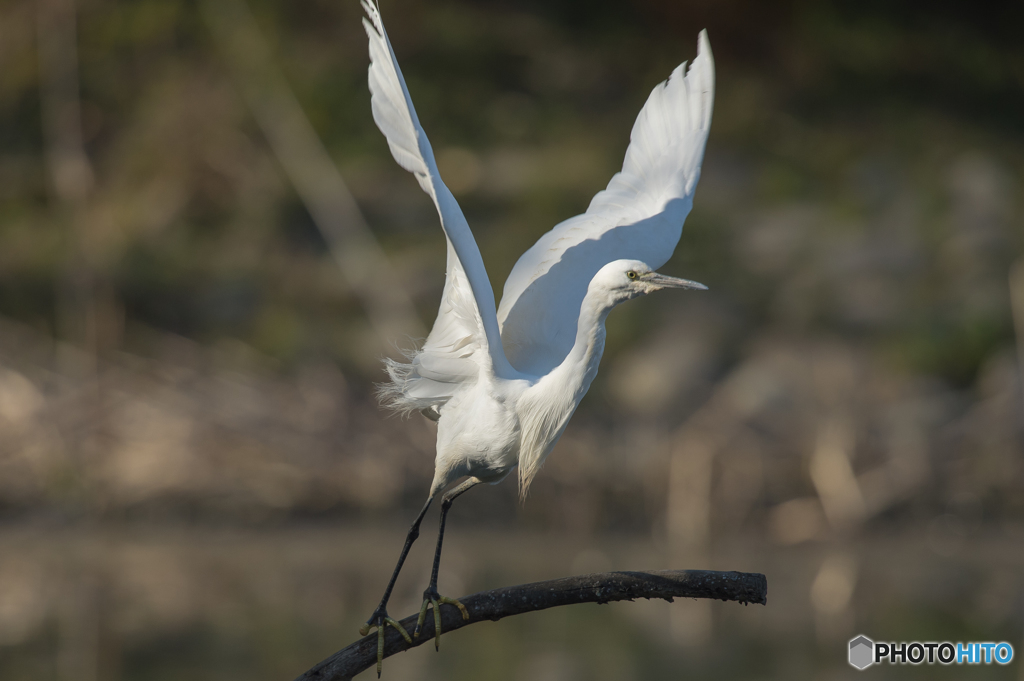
[
  {"xmin": 1, "ymin": 0, "xmax": 1020, "ymax": 378},
  {"xmin": 0, "ymin": 0, "xmax": 1022, "ymax": 680}
]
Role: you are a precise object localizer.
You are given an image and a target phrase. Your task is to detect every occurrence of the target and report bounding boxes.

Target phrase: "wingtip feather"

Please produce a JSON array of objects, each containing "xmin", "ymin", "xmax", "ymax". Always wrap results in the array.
[
  {"xmin": 698, "ymin": 28, "xmax": 711, "ymax": 57},
  {"xmin": 361, "ymin": 16, "xmax": 375, "ymax": 40},
  {"xmin": 361, "ymin": 0, "xmax": 385, "ymax": 38},
  {"xmin": 689, "ymin": 30, "xmax": 714, "ymax": 84}
]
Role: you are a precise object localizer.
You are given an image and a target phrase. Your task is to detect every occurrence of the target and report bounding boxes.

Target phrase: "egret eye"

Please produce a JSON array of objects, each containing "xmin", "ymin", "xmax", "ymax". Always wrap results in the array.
[{"xmin": 627, "ymin": 270, "xmax": 637, "ymax": 280}]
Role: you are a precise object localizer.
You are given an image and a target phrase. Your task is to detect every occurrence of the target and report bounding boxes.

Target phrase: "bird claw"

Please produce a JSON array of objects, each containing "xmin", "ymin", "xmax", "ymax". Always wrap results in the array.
[
  {"xmin": 360, "ymin": 609, "xmax": 412, "ymax": 677},
  {"xmin": 414, "ymin": 596, "xmax": 438, "ymax": 647},
  {"xmin": 439, "ymin": 595, "xmax": 470, "ymax": 620},
  {"xmin": 414, "ymin": 590, "xmax": 469, "ymax": 650}
]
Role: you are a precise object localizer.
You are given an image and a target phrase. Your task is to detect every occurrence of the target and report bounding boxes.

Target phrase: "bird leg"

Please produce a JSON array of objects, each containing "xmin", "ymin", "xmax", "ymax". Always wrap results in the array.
[
  {"xmin": 360, "ymin": 495, "xmax": 433, "ymax": 677},
  {"xmin": 414, "ymin": 478, "xmax": 479, "ymax": 648}
]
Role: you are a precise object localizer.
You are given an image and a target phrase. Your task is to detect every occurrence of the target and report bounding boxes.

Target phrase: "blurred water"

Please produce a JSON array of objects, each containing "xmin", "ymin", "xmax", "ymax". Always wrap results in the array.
[{"xmin": 1, "ymin": 522, "xmax": 1021, "ymax": 680}]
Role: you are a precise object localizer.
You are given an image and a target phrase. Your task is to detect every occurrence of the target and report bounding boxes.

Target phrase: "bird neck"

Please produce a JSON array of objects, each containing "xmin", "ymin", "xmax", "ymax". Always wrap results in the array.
[
  {"xmin": 549, "ymin": 288, "xmax": 614, "ymax": 400},
  {"xmin": 515, "ymin": 288, "xmax": 615, "ymax": 499}
]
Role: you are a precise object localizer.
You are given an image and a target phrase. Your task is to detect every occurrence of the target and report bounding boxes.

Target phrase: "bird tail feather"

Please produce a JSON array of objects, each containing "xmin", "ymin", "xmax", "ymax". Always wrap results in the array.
[{"xmin": 375, "ymin": 349, "xmax": 448, "ymax": 420}]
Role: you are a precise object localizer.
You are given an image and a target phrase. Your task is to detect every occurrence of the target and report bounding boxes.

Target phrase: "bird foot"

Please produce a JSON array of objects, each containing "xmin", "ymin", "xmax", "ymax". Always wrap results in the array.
[
  {"xmin": 359, "ymin": 607, "xmax": 412, "ymax": 678},
  {"xmin": 413, "ymin": 587, "xmax": 469, "ymax": 650}
]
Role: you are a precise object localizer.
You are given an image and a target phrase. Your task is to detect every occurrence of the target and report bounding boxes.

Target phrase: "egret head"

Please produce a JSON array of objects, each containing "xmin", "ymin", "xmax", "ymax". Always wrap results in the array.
[{"xmin": 591, "ymin": 259, "xmax": 707, "ymax": 306}]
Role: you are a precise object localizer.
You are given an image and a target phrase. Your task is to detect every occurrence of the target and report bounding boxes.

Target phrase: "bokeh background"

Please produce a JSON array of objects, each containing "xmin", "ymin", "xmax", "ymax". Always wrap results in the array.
[{"xmin": 1, "ymin": 0, "xmax": 1023, "ymax": 679}]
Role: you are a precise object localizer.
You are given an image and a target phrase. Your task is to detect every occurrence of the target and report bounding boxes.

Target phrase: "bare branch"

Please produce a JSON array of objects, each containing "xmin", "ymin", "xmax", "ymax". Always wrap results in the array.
[{"xmin": 295, "ymin": 569, "xmax": 767, "ymax": 681}]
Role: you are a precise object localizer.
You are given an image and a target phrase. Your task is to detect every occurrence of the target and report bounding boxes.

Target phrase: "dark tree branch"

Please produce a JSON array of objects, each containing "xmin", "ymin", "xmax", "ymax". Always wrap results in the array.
[{"xmin": 295, "ymin": 569, "xmax": 767, "ymax": 681}]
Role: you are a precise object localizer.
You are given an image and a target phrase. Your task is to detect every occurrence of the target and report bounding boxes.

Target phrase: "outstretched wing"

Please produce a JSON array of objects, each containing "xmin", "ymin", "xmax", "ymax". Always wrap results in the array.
[
  {"xmin": 362, "ymin": 0, "xmax": 515, "ymax": 415},
  {"xmin": 497, "ymin": 32, "xmax": 714, "ymax": 377}
]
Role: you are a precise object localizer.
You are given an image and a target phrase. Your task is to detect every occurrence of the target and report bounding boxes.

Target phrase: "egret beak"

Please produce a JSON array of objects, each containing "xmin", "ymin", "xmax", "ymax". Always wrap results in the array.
[{"xmin": 644, "ymin": 272, "xmax": 708, "ymax": 291}]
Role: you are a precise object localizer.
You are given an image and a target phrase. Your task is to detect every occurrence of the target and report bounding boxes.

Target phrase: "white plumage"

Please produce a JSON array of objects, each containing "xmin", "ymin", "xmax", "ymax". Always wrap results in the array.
[
  {"xmin": 498, "ymin": 35, "xmax": 714, "ymax": 377},
  {"xmin": 364, "ymin": 0, "xmax": 713, "ymax": 492},
  {"xmin": 358, "ymin": 1, "xmax": 715, "ymax": 664},
  {"xmin": 364, "ymin": 3, "xmax": 714, "ymax": 490}
]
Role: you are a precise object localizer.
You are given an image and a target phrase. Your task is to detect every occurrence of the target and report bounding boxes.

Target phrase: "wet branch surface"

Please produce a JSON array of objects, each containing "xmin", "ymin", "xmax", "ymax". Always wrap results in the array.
[{"xmin": 294, "ymin": 569, "xmax": 767, "ymax": 681}]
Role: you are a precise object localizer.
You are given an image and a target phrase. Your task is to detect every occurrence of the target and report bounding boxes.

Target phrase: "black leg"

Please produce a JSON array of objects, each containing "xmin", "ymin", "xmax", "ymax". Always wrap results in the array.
[
  {"xmin": 414, "ymin": 478, "xmax": 479, "ymax": 645},
  {"xmin": 429, "ymin": 479, "xmax": 477, "ymax": 590},
  {"xmin": 370, "ymin": 495, "xmax": 434, "ymax": 615},
  {"xmin": 360, "ymin": 495, "xmax": 433, "ymax": 677}
]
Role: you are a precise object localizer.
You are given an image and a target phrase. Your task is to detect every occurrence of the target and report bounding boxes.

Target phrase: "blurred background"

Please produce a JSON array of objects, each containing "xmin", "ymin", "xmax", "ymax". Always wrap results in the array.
[{"xmin": 1, "ymin": 0, "xmax": 1023, "ymax": 679}]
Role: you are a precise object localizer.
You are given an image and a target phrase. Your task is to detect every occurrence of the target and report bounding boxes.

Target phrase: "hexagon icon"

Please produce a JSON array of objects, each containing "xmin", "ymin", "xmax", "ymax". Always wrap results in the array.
[{"xmin": 849, "ymin": 635, "xmax": 874, "ymax": 670}]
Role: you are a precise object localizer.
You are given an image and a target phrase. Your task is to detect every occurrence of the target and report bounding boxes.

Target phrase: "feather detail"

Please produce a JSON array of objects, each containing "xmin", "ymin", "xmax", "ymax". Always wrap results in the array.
[
  {"xmin": 362, "ymin": 0, "xmax": 518, "ymax": 417},
  {"xmin": 497, "ymin": 31, "xmax": 715, "ymax": 377}
]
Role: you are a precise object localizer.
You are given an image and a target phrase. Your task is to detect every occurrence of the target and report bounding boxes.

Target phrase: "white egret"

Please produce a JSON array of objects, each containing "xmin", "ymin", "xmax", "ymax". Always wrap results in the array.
[{"xmin": 358, "ymin": 1, "xmax": 714, "ymax": 673}]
